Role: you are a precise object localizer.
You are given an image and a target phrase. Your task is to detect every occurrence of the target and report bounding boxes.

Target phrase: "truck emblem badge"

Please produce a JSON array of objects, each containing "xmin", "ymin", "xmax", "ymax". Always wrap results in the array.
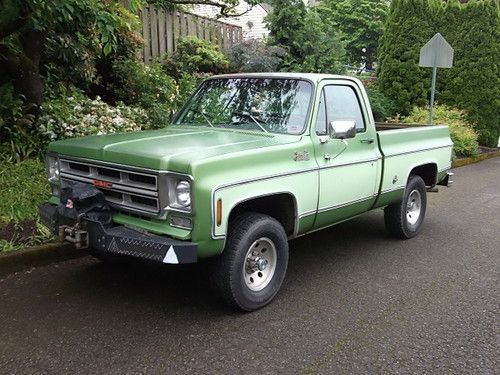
[
  {"xmin": 393, "ymin": 175, "xmax": 398, "ymax": 184},
  {"xmin": 293, "ymin": 151, "xmax": 310, "ymax": 162},
  {"xmin": 93, "ymin": 179, "xmax": 113, "ymax": 189},
  {"xmin": 66, "ymin": 199, "xmax": 74, "ymax": 209}
]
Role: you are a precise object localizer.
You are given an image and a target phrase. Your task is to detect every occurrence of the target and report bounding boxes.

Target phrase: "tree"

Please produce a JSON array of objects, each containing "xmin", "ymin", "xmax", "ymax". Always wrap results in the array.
[
  {"xmin": 265, "ymin": 0, "xmax": 307, "ymax": 63},
  {"xmin": 265, "ymin": 0, "xmax": 347, "ymax": 73},
  {"xmin": 295, "ymin": 8, "xmax": 347, "ymax": 74},
  {"xmin": 377, "ymin": 0, "xmax": 499, "ymax": 146},
  {"xmin": 377, "ymin": 0, "xmax": 441, "ymax": 115},
  {"xmin": 149, "ymin": 0, "xmax": 262, "ymax": 17},
  {"xmin": 320, "ymin": 0, "xmax": 389, "ymax": 70},
  {"xmin": 228, "ymin": 39, "xmax": 288, "ymax": 72},
  {"xmin": 438, "ymin": 0, "xmax": 499, "ymax": 146},
  {"xmin": 0, "ymin": 0, "xmax": 135, "ymax": 113},
  {"xmin": 0, "ymin": 0, "xmax": 257, "ymax": 114}
]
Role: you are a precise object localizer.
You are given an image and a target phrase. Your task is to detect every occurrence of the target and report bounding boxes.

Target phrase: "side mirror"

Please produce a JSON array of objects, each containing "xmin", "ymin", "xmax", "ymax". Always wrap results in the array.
[{"xmin": 329, "ymin": 120, "xmax": 356, "ymax": 140}]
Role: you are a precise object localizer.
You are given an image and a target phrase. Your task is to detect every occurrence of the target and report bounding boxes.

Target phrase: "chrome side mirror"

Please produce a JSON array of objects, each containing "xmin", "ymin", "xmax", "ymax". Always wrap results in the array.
[{"xmin": 329, "ymin": 120, "xmax": 356, "ymax": 140}]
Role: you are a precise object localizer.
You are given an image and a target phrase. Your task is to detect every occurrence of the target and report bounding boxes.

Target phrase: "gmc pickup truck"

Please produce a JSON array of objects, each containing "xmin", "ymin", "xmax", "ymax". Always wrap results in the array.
[{"xmin": 40, "ymin": 73, "xmax": 453, "ymax": 311}]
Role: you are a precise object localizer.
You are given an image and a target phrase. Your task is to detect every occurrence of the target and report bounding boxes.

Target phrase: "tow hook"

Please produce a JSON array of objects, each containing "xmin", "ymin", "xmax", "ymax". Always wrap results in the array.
[{"xmin": 58, "ymin": 214, "xmax": 89, "ymax": 249}]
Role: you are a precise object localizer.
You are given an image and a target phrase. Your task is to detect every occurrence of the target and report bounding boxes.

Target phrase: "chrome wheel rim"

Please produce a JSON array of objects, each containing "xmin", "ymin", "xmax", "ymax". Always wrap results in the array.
[
  {"xmin": 406, "ymin": 189, "xmax": 422, "ymax": 225},
  {"xmin": 243, "ymin": 237, "xmax": 277, "ymax": 292}
]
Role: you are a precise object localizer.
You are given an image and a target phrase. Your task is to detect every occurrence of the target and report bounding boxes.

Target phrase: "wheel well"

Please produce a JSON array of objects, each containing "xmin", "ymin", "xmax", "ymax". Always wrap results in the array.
[
  {"xmin": 410, "ymin": 163, "xmax": 437, "ymax": 187},
  {"xmin": 228, "ymin": 194, "xmax": 296, "ymax": 236}
]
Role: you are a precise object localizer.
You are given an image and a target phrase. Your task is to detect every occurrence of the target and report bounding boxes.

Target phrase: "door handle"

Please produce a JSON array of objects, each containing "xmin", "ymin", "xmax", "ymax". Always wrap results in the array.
[{"xmin": 360, "ymin": 138, "xmax": 374, "ymax": 144}]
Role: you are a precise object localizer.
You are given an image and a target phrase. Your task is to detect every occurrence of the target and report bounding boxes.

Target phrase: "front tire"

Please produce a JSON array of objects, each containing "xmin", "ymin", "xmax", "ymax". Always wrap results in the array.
[
  {"xmin": 384, "ymin": 175, "xmax": 427, "ymax": 239},
  {"xmin": 211, "ymin": 212, "xmax": 289, "ymax": 311}
]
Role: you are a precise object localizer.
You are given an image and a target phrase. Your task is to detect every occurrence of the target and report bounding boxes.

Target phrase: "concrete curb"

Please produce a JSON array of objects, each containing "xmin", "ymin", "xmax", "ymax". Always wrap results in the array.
[
  {"xmin": 0, "ymin": 242, "xmax": 85, "ymax": 277},
  {"xmin": 452, "ymin": 151, "xmax": 500, "ymax": 168}
]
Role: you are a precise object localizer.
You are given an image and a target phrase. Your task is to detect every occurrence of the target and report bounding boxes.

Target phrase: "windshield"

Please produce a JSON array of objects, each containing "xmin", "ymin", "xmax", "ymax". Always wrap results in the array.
[{"xmin": 175, "ymin": 78, "xmax": 313, "ymax": 135}]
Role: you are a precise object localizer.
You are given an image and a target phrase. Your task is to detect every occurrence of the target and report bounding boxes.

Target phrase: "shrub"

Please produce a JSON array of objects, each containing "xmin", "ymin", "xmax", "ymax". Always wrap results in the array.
[
  {"xmin": 109, "ymin": 58, "xmax": 178, "ymax": 128},
  {"xmin": 0, "ymin": 83, "xmax": 42, "ymax": 163},
  {"xmin": 402, "ymin": 105, "xmax": 479, "ymax": 158},
  {"xmin": 0, "ymin": 159, "xmax": 52, "ymax": 252},
  {"xmin": 0, "ymin": 83, "xmax": 26, "ymax": 141},
  {"xmin": 0, "ymin": 159, "xmax": 49, "ymax": 225},
  {"xmin": 38, "ymin": 88, "xmax": 148, "ymax": 142},
  {"xmin": 365, "ymin": 82, "xmax": 396, "ymax": 121},
  {"xmin": 228, "ymin": 39, "xmax": 288, "ymax": 72},
  {"xmin": 165, "ymin": 36, "xmax": 229, "ymax": 77}
]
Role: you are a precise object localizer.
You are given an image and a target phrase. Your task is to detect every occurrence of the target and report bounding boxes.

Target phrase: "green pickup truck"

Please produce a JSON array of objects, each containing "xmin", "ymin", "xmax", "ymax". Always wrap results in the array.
[{"xmin": 40, "ymin": 73, "xmax": 453, "ymax": 310}]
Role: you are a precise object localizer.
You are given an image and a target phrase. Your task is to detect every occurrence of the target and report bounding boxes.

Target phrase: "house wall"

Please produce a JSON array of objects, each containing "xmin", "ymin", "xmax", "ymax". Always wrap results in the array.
[
  {"xmin": 194, "ymin": 3, "xmax": 270, "ymax": 40},
  {"xmin": 193, "ymin": 1, "xmax": 317, "ymax": 41}
]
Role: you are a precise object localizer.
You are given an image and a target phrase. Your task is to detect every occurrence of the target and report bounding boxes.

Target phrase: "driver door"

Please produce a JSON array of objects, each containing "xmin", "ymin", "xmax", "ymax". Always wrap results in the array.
[{"xmin": 312, "ymin": 80, "xmax": 382, "ymax": 229}]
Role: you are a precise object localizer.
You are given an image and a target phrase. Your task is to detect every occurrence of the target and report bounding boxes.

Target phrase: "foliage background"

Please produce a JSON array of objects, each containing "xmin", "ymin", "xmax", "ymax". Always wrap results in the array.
[{"xmin": 378, "ymin": 0, "xmax": 499, "ymax": 146}]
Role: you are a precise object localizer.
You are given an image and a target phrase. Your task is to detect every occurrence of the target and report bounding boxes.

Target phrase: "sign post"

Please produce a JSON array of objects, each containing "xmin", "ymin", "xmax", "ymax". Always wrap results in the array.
[{"xmin": 419, "ymin": 33, "xmax": 454, "ymax": 124}]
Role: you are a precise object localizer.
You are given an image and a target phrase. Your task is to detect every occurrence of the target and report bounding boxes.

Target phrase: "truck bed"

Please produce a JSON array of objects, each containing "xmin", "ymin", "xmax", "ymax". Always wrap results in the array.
[{"xmin": 376, "ymin": 123, "xmax": 453, "ymax": 193}]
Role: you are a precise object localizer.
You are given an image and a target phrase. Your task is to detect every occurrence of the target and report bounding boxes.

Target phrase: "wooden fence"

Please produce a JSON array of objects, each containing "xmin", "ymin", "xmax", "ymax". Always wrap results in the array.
[{"xmin": 140, "ymin": 6, "xmax": 243, "ymax": 63}]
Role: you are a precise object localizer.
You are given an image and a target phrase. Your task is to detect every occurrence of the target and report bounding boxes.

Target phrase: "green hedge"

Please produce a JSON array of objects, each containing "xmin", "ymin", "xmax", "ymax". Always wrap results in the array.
[{"xmin": 378, "ymin": 0, "xmax": 500, "ymax": 146}]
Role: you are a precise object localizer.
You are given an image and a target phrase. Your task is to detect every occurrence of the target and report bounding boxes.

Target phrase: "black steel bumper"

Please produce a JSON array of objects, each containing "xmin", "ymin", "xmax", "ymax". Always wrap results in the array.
[{"xmin": 39, "ymin": 203, "xmax": 197, "ymax": 264}]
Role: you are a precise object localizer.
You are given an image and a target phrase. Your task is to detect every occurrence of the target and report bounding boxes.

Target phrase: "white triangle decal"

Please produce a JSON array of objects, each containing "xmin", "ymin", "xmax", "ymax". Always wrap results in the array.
[{"xmin": 163, "ymin": 246, "xmax": 179, "ymax": 264}]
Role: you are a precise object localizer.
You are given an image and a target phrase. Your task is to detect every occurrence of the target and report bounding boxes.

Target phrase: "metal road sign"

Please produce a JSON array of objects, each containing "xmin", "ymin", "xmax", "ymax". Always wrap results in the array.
[
  {"xmin": 419, "ymin": 33, "xmax": 454, "ymax": 124},
  {"xmin": 419, "ymin": 33, "xmax": 454, "ymax": 68}
]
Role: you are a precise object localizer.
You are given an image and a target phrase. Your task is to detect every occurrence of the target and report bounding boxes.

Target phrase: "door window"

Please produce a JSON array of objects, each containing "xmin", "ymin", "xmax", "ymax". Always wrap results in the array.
[{"xmin": 322, "ymin": 85, "xmax": 366, "ymax": 133}]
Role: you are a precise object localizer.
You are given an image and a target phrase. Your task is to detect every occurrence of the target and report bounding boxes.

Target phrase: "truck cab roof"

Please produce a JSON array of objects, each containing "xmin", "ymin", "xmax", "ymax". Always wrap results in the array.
[{"xmin": 209, "ymin": 72, "xmax": 363, "ymax": 85}]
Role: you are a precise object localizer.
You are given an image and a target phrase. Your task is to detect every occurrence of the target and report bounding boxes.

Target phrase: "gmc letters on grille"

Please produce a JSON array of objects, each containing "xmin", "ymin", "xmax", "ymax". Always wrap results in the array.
[{"xmin": 59, "ymin": 159, "xmax": 160, "ymax": 215}]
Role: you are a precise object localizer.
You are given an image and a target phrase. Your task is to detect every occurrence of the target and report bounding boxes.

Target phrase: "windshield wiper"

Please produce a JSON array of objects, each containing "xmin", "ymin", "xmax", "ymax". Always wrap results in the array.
[
  {"xmin": 190, "ymin": 108, "xmax": 214, "ymax": 128},
  {"xmin": 232, "ymin": 111, "xmax": 268, "ymax": 133}
]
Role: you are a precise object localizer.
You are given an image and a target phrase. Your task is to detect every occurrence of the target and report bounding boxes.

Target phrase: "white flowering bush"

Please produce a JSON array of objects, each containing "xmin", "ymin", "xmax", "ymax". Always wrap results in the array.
[{"xmin": 38, "ymin": 92, "xmax": 149, "ymax": 141}]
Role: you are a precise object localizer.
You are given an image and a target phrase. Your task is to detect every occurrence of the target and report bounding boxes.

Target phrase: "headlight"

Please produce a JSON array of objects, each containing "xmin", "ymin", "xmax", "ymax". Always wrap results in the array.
[
  {"xmin": 176, "ymin": 180, "xmax": 191, "ymax": 207},
  {"xmin": 166, "ymin": 176, "xmax": 192, "ymax": 212},
  {"xmin": 47, "ymin": 155, "xmax": 60, "ymax": 183}
]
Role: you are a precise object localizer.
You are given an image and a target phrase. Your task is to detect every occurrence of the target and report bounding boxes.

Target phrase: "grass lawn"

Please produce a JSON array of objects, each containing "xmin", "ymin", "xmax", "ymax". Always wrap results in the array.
[{"xmin": 0, "ymin": 159, "xmax": 53, "ymax": 252}]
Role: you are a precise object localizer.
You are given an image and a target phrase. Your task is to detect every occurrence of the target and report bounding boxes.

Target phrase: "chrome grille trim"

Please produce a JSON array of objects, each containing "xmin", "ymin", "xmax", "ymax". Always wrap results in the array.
[
  {"xmin": 60, "ymin": 159, "xmax": 158, "ymax": 191},
  {"xmin": 59, "ymin": 173, "xmax": 158, "ymax": 197},
  {"xmin": 59, "ymin": 158, "xmax": 161, "ymax": 215}
]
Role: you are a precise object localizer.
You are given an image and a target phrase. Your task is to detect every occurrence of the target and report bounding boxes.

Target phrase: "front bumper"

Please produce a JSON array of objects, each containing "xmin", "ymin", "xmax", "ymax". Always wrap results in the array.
[{"xmin": 39, "ymin": 203, "xmax": 197, "ymax": 264}]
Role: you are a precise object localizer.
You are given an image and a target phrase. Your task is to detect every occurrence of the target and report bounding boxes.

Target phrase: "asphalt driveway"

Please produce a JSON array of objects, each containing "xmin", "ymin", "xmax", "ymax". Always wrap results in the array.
[{"xmin": 1, "ymin": 158, "xmax": 498, "ymax": 374}]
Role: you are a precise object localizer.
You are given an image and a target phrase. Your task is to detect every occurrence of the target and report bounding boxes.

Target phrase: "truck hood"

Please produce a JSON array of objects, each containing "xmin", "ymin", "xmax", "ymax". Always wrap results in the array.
[{"xmin": 48, "ymin": 126, "xmax": 299, "ymax": 173}]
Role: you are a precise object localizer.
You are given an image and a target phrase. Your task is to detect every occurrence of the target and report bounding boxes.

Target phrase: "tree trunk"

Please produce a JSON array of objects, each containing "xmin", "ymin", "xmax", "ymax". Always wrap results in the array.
[{"xmin": 0, "ymin": 30, "xmax": 43, "ymax": 115}]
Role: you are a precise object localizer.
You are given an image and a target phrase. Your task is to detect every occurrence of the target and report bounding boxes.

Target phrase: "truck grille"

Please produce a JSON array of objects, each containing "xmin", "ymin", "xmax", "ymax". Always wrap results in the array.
[{"xmin": 59, "ymin": 158, "xmax": 161, "ymax": 215}]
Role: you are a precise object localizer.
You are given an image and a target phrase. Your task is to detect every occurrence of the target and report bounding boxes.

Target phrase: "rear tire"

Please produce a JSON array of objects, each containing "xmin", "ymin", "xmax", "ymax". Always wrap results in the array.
[
  {"xmin": 211, "ymin": 212, "xmax": 289, "ymax": 311},
  {"xmin": 384, "ymin": 175, "xmax": 427, "ymax": 239}
]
